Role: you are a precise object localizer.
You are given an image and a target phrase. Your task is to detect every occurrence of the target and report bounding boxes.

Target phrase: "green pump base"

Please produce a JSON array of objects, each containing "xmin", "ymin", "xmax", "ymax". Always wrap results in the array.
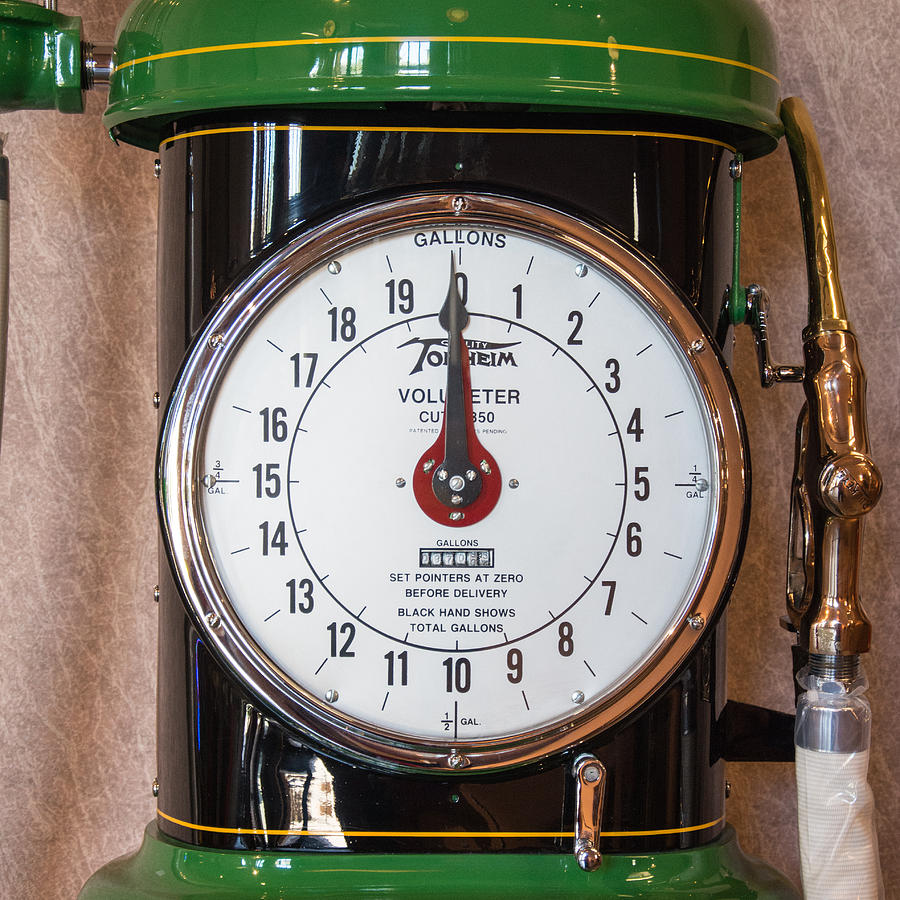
[{"xmin": 80, "ymin": 823, "xmax": 799, "ymax": 898}]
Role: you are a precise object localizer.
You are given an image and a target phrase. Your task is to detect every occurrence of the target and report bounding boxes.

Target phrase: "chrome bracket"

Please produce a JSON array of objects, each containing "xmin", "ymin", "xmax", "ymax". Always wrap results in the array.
[
  {"xmin": 572, "ymin": 755, "xmax": 607, "ymax": 872},
  {"xmin": 745, "ymin": 284, "xmax": 805, "ymax": 388}
]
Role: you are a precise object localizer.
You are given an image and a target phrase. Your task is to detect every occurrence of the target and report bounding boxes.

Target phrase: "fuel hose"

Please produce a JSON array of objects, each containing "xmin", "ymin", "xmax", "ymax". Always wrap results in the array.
[{"xmin": 795, "ymin": 664, "xmax": 883, "ymax": 899}]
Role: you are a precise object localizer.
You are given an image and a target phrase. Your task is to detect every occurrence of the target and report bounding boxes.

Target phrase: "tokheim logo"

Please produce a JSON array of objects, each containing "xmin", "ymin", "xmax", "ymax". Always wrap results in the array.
[{"xmin": 399, "ymin": 337, "xmax": 521, "ymax": 375}]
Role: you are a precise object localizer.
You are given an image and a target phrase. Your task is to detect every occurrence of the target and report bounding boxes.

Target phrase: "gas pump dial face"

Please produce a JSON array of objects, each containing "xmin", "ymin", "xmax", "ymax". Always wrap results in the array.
[{"xmin": 160, "ymin": 192, "xmax": 746, "ymax": 772}]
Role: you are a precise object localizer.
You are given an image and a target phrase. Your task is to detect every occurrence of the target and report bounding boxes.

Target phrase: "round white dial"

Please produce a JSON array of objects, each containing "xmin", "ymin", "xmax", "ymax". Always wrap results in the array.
[{"xmin": 161, "ymin": 193, "xmax": 746, "ymax": 772}]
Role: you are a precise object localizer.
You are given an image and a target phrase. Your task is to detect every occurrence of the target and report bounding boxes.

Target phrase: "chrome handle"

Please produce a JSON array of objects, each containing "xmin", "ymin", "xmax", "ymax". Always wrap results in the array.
[{"xmin": 572, "ymin": 755, "xmax": 607, "ymax": 872}]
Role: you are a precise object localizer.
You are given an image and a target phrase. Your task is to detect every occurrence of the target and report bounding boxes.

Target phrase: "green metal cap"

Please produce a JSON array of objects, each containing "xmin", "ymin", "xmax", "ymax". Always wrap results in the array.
[
  {"xmin": 105, "ymin": 0, "xmax": 781, "ymax": 153},
  {"xmin": 0, "ymin": 0, "xmax": 83, "ymax": 114}
]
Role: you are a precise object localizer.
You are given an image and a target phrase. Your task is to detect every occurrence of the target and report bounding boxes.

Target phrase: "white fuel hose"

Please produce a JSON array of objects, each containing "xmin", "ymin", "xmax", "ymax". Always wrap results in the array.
[{"xmin": 795, "ymin": 667, "xmax": 883, "ymax": 899}]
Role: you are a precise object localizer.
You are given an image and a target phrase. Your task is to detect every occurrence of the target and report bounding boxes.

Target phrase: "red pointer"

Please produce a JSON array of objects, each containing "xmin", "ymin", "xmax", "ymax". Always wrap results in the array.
[{"xmin": 412, "ymin": 254, "xmax": 501, "ymax": 527}]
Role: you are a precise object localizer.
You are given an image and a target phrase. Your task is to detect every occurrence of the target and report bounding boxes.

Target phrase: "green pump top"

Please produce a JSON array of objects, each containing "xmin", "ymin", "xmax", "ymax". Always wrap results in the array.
[{"xmin": 1, "ymin": 0, "xmax": 781, "ymax": 154}]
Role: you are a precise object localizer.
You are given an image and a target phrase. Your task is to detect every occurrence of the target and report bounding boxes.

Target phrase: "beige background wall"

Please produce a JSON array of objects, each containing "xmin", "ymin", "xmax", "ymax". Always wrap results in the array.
[{"xmin": 0, "ymin": 2, "xmax": 897, "ymax": 896}]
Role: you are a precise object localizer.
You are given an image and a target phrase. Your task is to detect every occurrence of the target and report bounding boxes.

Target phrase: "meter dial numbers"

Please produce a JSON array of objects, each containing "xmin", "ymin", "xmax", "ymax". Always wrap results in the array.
[{"xmin": 162, "ymin": 193, "xmax": 746, "ymax": 772}]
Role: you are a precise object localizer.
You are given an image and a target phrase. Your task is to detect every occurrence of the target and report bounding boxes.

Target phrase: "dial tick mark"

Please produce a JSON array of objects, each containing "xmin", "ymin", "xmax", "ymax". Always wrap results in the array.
[
  {"xmin": 267, "ymin": 339, "xmax": 283, "ymax": 352},
  {"xmin": 631, "ymin": 612, "xmax": 648, "ymax": 625}
]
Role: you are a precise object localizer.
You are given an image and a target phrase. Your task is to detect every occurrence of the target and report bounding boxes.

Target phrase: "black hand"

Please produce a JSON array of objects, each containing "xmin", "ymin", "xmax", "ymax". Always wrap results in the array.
[{"xmin": 432, "ymin": 253, "xmax": 482, "ymax": 508}]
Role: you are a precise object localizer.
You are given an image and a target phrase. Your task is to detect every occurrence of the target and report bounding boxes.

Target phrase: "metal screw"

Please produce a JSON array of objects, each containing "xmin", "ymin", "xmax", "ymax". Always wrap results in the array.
[
  {"xmin": 688, "ymin": 614, "xmax": 705, "ymax": 631},
  {"xmin": 437, "ymin": 469, "xmax": 448, "ymax": 481},
  {"xmin": 452, "ymin": 196, "xmax": 468, "ymax": 213},
  {"xmin": 153, "ymin": 159, "xmax": 161, "ymax": 179},
  {"xmin": 690, "ymin": 338, "xmax": 705, "ymax": 354},
  {"xmin": 451, "ymin": 494, "xmax": 463, "ymax": 505},
  {"xmin": 395, "ymin": 477, "xmax": 406, "ymax": 488},
  {"xmin": 153, "ymin": 585, "xmax": 160, "ymax": 603},
  {"xmin": 325, "ymin": 689, "xmax": 339, "ymax": 703},
  {"xmin": 447, "ymin": 751, "xmax": 470, "ymax": 769},
  {"xmin": 152, "ymin": 391, "xmax": 160, "ymax": 409},
  {"xmin": 152, "ymin": 778, "xmax": 160, "ymax": 797},
  {"xmin": 423, "ymin": 459, "xmax": 435, "ymax": 473},
  {"xmin": 449, "ymin": 511, "xmax": 464, "ymax": 521},
  {"xmin": 465, "ymin": 469, "xmax": 477, "ymax": 481},
  {"xmin": 327, "ymin": 260, "xmax": 342, "ymax": 275},
  {"xmin": 729, "ymin": 158, "xmax": 743, "ymax": 179},
  {"xmin": 202, "ymin": 474, "xmax": 217, "ymax": 488},
  {"xmin": 509, "ymin": 478, "xmax": 520, "ymax": 489},
  {"xmin": 572, "ymin": 690, "xmax": 585, "ymax": 704},
  {"xmin": 480, "ymin": 460, "xmax": 491, "ymax": 474},
  {"xmin": 449, "ymin": 475, "xmax": 465, "ymax": 491},
  {"xmin": 575, "ymin": 263, "xmax": 589, "ymax": 278},
  {"xmin": 206, "ymin": 612, "xmax": 221, "ymax": 629},
  {"xmin": 581, "ymin": 764, "xmax": 602, "ymax": 783},
  {"xmin": 208, "ymin": 332, "xmax": 225, "ymax": 349}
]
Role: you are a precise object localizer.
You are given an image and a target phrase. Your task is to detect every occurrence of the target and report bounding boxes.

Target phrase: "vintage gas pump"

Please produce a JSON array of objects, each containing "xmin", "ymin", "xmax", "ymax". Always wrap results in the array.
[{"xmin": 0, "ymin": 0, "xmax": 884, "ymax": 897}]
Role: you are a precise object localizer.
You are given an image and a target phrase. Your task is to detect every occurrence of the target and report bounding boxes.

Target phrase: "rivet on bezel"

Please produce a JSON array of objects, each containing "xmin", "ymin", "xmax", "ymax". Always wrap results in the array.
[{"xmin": 447, "ymin": 751, "xmax": 470, "ymax": 769}]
